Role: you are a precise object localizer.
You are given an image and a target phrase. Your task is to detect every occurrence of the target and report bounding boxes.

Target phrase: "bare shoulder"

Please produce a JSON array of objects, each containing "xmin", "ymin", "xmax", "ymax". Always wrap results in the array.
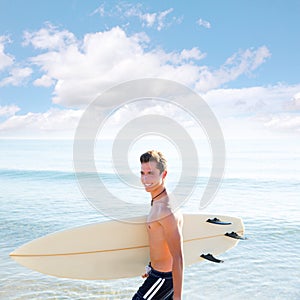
[
  {"xmin": 149, "ymin": 196, "xmax": 183, "ymax": 226},
  {"xmin": 156, "ymin": 202, "xmax": 183, "ymax": 228}
]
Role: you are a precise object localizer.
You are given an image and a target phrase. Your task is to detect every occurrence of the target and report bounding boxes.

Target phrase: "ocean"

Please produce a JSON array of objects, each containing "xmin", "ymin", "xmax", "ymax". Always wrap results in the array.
[{"xmin": 0, "ymin": 138, "xmax": 299, "ymax": 299}]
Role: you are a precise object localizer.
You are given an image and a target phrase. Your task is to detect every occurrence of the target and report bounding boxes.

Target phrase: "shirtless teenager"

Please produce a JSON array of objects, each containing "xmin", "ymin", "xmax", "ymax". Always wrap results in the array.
[{"xmin": 132, "ymin": 150, "xmax": 184, "ymax": 300}]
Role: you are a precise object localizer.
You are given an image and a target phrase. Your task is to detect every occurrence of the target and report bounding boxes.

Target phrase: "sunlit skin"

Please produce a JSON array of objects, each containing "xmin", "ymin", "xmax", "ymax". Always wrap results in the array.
[{"xmin": 140, "ymin": 161, "xmax": 184, "ymax": 300}]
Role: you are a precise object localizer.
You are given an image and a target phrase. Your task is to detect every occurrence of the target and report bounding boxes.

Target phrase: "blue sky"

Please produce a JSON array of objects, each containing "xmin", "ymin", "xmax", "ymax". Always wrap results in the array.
[{"xmin": 0, "ymin": 0, "xmax": 299, "ymax": 139}]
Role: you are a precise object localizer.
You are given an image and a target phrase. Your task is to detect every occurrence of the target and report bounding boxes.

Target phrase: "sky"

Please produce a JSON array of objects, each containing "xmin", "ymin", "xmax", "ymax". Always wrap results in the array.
[{"xmin": 0, "ymin": 0, "xmax": 299, "ymax": 140}]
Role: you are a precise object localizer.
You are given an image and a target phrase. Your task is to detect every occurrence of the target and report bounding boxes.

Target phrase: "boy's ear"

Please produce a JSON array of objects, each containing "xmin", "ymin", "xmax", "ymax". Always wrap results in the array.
[{"xmin": 162, "ymin": 170, "xmax": 167, "ymax": 179}]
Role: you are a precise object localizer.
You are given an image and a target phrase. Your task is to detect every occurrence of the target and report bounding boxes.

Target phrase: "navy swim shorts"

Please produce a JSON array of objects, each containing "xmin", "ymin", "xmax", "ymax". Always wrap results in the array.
[{"xmin": 132, "ymin": 267, "xmax": 173, "ymax": 300}]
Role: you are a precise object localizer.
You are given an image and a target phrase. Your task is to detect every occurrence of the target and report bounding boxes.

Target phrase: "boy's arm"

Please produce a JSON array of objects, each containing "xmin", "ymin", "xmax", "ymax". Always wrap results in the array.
[{"xmin": 160, "ymin": 213, "xmax": 184, "ymax": 300}]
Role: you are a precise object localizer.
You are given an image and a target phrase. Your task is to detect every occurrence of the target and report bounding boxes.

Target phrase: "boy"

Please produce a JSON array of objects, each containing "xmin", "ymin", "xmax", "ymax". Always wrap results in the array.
[{"xmin": 132, "ymin": 150, "xmax": 184, "ymax": 300}]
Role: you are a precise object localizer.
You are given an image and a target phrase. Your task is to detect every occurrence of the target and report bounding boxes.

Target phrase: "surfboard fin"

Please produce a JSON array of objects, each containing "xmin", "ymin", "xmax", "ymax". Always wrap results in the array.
[
  {"xmin": 225, "ymin": 231, "xmax": 247, "ymax": 240},
  {"xmin": 200, "ymin": 253, "xmax": 224, "ymax": 263},
  {"xmin": 206, "ymin": 217, "xmax": 232, "ymax": 225}
]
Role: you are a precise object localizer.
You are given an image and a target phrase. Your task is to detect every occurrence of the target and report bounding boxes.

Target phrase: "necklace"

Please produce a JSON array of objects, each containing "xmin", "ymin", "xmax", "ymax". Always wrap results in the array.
[{"xmin": 151, "ymin": 188, "xmax": 166, "ymax": 206}]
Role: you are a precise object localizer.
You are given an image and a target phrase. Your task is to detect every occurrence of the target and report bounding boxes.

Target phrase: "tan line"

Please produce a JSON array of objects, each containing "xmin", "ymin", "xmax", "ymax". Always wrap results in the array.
[{"xmin": 10, "ymin": 230, "xmax": 244, "ymax": 258}]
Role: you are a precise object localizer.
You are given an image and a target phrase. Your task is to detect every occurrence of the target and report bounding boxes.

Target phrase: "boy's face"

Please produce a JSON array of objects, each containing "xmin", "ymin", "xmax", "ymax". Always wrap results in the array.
[{"xmin": 140, "ymin": 161, "xmax": 166, "ymax": 192}]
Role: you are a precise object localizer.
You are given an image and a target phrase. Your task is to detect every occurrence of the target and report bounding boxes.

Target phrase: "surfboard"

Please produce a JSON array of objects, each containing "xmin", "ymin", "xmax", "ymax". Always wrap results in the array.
[{"xmin": 10, "ymin": 213, "xmax": 245, "ymax": 280}]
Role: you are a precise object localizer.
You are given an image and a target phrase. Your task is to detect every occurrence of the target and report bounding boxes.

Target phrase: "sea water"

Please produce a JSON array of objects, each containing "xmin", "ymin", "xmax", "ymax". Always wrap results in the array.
[{"xmin": 0, "ymin": 139, "xmax": 299, "ymax": 300}]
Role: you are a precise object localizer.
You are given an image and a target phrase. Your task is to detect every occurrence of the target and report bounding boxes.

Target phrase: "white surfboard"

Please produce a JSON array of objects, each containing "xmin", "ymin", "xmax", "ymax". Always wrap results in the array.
[{"xmin": 10, "ymin": 213, "xmax": 245, "ymax": 280}]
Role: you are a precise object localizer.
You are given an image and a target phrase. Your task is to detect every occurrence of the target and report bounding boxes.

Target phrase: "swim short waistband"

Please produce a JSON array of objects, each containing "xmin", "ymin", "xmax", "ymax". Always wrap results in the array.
[{"xmin": 149, "ymin": 267, "xmax": 172, "ymax": 279}]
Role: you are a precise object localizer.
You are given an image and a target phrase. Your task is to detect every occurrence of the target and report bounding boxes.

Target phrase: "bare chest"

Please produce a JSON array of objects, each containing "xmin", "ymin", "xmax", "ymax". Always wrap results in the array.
[{"xmin": 147, "ymin": 218, "xmax": 164, "ymax": 236}]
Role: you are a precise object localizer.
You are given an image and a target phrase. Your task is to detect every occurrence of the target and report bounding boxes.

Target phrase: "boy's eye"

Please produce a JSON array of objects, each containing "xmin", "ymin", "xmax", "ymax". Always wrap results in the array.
[{"xmin": 140, "ymin": 171, "xmax": 154, "ymax": 175}]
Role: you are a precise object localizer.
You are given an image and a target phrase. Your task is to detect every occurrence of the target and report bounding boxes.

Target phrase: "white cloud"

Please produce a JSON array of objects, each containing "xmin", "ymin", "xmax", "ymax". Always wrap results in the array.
[
  {"xmin": 138, "ymin": 7, "xmax": 183, "ymax": 30},
  {"xmin": 180, "ymin": 47, "xmax": 206, "ymax": 61},
  {"xmin": 1, "ymin": 24, "xmax": 272, "ymax": 109},
  {"xmin": 261, "ymin": 114, "xmax": 300, "ymax": 132},
  {"xmin": 0, "ymin": 36, "xmax": 33, "ymax": 87},
  {"xmin": 139, "ymin": 12, "xmax": 156, "ymax": 28},
  {"xmin": 0, "ymin": 67, "xmax": 32, "ymax": 87},
  {"xmin": 203, "ymin": 84, "xmax": 300, "ymax": 116},
  {"xmin": 196, "ymin": 46, "xmax": 271, "ymax": 92},
  {"xmin": 155, "ymin": 8, "xmax": 174, "ymax": 31},
  {"xmin": 91, "ymin": 4, "xmax": 105, "ymax": 17},
  {"xmin": 0, "ymin": 105, "xmax": 20, "ymax": 117},
  {"xmin": 1, "ymin": 83, "xmax": 299, "ymax": 139},
  {"xmin": 135, "ymin": 8, "xmax": 178, "ymax": 31},
  {"xmin": 286, "ymin": 91, "xmax": 300, "ymax": 111},
  {"xmin": 2, "ymin": 23, "xmax": 296, "ymax": 140},
  {"xmin": 203, "ymin": 83, "xmax": 300, "ymax": 138},
  {"xmin": 23, "ymin": 22, "xmax": 77, "ymax": 50},
  {"xmin": 96, "ymin": 2, "xmax": 179, "ymax": 31},
  {"xmin": 0, "ymin": 36, "xmax": 14, "ymax": 71},
  {"xmin": 27, "ymin": 26, "xmax": 202, "ymax": 106},
  {"xmin": 0, "ymin": 108, "xmax": 82, "ymax": 139},
  {"xmin": 196, "ymin": 18, "xmax": 211, "ymax": 29},
  {"xmin": 33, "ymin": 74, "xmax": 55, "ymax": 87},
  {"xmin": 23, "ymin": 25, "xmax": 271, "ymax": 108}
]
